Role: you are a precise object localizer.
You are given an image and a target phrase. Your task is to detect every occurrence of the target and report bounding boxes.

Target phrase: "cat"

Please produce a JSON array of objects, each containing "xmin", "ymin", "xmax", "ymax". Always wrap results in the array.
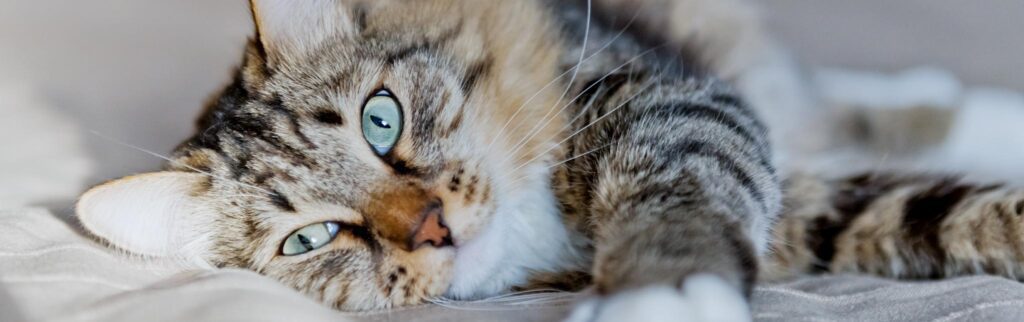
[{"xmin": 74, "ymin": 0, "xmax": 1024, "ymax": 321}]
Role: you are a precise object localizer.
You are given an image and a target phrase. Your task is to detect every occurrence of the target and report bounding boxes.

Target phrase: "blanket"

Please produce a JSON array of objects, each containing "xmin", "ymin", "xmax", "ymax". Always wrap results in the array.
[{"xmin": 3, "ymin": 207, "xmax": 1024, "ymax": 322}]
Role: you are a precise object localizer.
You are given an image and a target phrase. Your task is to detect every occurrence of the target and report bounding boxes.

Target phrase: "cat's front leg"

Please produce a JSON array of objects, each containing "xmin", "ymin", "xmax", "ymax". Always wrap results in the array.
[
  {"xmin": 557, "ymin": 77, "xmax": 779, "ymax": 321},
  {"xmin": 566, "ymin": 206, "xmax": 761, "ymax": 322}
]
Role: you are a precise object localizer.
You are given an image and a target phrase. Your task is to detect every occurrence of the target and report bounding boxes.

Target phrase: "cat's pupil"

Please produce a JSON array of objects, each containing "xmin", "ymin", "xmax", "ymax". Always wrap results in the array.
[
  {"xmin": 297, "ymin": 234, "xmax": 314, "ymax": 251},
  {"xmin": 370, "ymin": 115, "xmax": 391, "ymax": 129}
]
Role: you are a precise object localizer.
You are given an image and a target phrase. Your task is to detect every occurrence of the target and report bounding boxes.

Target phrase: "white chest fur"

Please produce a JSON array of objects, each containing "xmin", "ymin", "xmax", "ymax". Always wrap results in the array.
[{"xmin": 445, "ymin": 162, "xmax": 586, "ymax": 299}]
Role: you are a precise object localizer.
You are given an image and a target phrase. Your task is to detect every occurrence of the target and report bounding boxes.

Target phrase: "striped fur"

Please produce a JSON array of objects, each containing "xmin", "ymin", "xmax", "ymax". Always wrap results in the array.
[
  {"xmin": 765, "ymin": 173, "xmax": 1024, "ymax": 281},
  {"xmin": 544, "ymin": 0, "xmax": 780, "ymax": 299},
  {"xmin": 74, "ymin": 0, "xmax": 1024, "ymax": 319}
]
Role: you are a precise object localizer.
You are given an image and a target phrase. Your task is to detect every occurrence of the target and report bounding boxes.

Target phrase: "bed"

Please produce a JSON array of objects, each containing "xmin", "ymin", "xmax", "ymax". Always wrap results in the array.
[
  {"xmin": 4, "ymin": 206, "xmax": 1024, "ymax": 321},
  {"xmin": 3, "ymin": 2, "xmax": 1024, "ymax": 321}
]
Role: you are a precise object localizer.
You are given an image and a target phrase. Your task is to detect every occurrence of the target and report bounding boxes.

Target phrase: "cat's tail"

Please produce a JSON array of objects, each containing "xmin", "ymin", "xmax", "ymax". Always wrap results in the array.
[{"xmin": 763, "ymin": 172, "xmax": 1024, "ymax": 281}]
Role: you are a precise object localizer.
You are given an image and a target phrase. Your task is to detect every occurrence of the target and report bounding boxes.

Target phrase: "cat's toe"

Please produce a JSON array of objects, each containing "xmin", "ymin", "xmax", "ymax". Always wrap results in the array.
[
  {"xmin": 564, "ymin": 286, "xmax": 694, "ymax": 322},
  {"xmin": 563, "ymin": 274, "xmax": 750, "ymax": 322},
  {"xmin": 681, "ymin": 274, "xmax": 751, "ymax": 322}
]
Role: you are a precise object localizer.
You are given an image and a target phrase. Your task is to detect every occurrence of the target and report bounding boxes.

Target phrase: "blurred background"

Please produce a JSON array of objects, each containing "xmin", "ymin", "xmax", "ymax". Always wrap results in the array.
[{"xmin": 0, "ymin": 0, "xmax": 1022, "ymax": 199}]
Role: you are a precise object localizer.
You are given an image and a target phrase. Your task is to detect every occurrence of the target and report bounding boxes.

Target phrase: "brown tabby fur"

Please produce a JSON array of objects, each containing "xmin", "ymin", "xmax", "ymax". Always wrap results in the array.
[
  {"xmin": 175, "ymin": 0, "xmax": 573, "ymax": 309},
  {"xmin": 75, "ymin": 0, "xmax": 1024, "ymax": 316},
  {"xmin": 766, "ymin": 173, "xmax": 1024, "ymax": 281}
]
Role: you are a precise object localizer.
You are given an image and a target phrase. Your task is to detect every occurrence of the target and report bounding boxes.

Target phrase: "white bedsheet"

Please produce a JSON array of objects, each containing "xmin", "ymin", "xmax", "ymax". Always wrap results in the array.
[{"xmin": 4, "ymin": 207, "xmax": 1024, "ymax": 322}]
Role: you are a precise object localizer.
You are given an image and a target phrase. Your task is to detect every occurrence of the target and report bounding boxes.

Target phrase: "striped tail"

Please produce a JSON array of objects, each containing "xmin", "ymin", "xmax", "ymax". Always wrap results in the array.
[{"xmin": 764, "ymin": 172, "xmax": 1024, "ymax": 281}]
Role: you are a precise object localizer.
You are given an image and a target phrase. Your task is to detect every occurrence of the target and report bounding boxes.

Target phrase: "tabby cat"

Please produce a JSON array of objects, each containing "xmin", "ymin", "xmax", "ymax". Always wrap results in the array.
[{"xmin": 75, "ymin": 0, "xmax": 1024, "ymax": 321}]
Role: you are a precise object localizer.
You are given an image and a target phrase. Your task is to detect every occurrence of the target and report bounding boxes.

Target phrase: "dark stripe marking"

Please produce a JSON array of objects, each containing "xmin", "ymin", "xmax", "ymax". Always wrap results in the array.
[
  {"xmin": 383, "ymin": 21, "xmax": 462, "ymax": 64},
  {"xmin": 668, "ymin": 104, "xmax": 761, "ymax": 144},
  {"xmin": 710, "ymin": 93, "xmax": 742, "ymax": 108},
  {"xmin": 724, "ymin": 221, "xmax": 760, "ymax": 297},
  {"xmin": 902, "ymin": 180, "xmax": 975, "ymax": 275},
  {"xmin": 461, "ymin": 56, "xmax": 492, "ymax": 94},
  {"xmin": 576, "ymin": 73, "xmax": 632, "ymax": 117},
  {"xmin": 437, "ymin": 91, "xmax": 462, "ymax": 138},
  {"xmin": 995, "ymin": 205, "xmax": 1024, "ymax": 265},
  {"xmin": 269, "ymin": 190, "xmax": 296, "ymax": 212},
  {"xmin": 352, "ymin": 4, "xmax": 368, "ymax": 32},
  {"xmin": 314, "ymin": 109, "xmax": 344, "ymax": 126},
  {"xmin": 382, "ymin": 155, "xmax": 424, "ymax": 177},
  {"xmin": 652, "ymin": 103, "xmax": 769, "ymax": 166},
  {"xmin": 219, "ymin": 106, "xmax": 316, "ymax": 169},
  {"xmin": 266, "ymin": 96, "xmax": 316, "ymax": 149},
  {"xmin": 807, "ymin": 173, "xmax": 909, "ymax": 271},
  {"xmin": 666, "ymin": 140, "xmax": 765, "ymax": 203},
  {"xmin": 707, "ymin": 93, "xmax": 763, "ymax": 130}
]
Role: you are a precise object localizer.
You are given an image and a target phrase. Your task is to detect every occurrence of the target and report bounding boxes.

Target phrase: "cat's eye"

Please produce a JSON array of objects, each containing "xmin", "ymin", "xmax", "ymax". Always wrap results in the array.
[
  {"xmin": 282, "ymin": 222, "xmax": 341, "ymax": 256},
  {"xmin": 361, "ymin": 90, "xmax": 403, "ymax": 155}
]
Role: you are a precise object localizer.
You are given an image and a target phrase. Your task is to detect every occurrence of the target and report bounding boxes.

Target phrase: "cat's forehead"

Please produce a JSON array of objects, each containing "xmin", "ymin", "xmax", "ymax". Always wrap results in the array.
[{"xmin": 264, "ymin": 2, "xmax": 484, "ymax": 80}]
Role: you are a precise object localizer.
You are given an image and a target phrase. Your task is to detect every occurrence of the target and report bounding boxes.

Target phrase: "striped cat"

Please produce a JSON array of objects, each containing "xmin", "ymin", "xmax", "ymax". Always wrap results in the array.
[{"xmin": 74, "ymin": 0, "xmax": 1024, "ymax": 321}]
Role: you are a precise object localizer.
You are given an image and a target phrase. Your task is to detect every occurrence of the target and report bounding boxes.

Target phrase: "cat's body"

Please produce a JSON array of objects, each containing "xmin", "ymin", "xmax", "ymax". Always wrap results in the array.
[{"xmin": 76, "ymin": 0, "xmax": 1024, "ymax": 321}]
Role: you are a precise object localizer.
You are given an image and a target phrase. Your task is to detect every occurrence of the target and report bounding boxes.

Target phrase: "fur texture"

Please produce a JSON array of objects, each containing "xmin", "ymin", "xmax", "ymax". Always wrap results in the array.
[
  {"xmin": 766, "ymin": 173, "xmax": 1024, "ymax": 281},
  {"xmin": 74, "ymin": 0, "xmax": 1024, "ymax": 320}
]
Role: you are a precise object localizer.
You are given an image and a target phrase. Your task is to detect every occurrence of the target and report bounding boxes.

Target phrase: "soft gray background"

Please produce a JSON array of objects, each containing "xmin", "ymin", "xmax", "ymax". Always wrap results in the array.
[{"xmin": 1, "ymin": 0, "xmax": 1021, "ymax": 183}]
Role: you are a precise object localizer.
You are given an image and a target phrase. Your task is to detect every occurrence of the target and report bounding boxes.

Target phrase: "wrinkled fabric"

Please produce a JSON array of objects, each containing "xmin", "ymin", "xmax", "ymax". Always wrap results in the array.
[{"xmin": 3, "ymin": 208, "xmax": 1024, "ymax": 322}]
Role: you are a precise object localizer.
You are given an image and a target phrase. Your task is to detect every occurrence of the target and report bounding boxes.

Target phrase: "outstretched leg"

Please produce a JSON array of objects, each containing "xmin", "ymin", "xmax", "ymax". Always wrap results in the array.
[{"xmin": 557, "ymin": 71, "xmax": 781, "ymax": 321}]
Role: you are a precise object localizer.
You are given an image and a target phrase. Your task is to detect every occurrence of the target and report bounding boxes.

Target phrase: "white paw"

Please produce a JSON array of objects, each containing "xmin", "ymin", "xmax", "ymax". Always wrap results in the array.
[{"xmin": 564, "ymin": 275, "xmax": 751, "ymax": 322}]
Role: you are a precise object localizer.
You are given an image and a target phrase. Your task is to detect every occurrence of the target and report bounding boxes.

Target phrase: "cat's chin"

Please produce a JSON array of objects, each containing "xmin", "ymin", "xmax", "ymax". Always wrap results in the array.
[{"xmin": 442, "ymin": 163, "xmax": 585, "ymax": 300}]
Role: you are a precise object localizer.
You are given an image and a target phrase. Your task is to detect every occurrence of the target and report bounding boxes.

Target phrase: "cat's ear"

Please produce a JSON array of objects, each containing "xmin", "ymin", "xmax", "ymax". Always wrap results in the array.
[
  {"xmin": 76, "ymin": 172, "xmax": 216, "ymax": 258},
  {"xmin": 249, "ymin": 0, "xmax": 354, "ymax": 60}
]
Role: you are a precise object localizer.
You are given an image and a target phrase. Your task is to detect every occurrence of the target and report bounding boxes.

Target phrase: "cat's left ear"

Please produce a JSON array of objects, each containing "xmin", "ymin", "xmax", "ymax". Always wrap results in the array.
[
  {"xmin": 76, "ymin": 172, "xmax": 217, "ymax": 258},
  {"xmin": 249, "ymin": 0, "xmax": 355, "ymax": 61}
]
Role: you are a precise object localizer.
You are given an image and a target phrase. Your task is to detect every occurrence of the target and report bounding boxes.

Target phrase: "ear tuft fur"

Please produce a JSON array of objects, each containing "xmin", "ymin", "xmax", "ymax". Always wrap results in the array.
[
  {"xmin": 250, "ymin": 0, "xmax": 354, "ymax": 61},
  {"xmin": 76, "ymin": 172, "xmax": 215, "ymax": 258}
]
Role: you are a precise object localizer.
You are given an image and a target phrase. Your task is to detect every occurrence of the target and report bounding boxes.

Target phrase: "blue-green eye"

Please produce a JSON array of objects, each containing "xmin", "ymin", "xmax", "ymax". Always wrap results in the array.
[
  {"xmin": 282, "ymin": 222, "xmax": 341, "ymax": 256},
  {"xmin": 361, "ymin": 91, "xmax": 403, "ymax": 155}
]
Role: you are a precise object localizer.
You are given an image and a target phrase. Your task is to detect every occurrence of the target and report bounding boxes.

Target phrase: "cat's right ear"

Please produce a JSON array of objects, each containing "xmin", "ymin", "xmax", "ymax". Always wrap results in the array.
[
  {"xmin": 249, "ymin": 0, "xmax": 355, "ymax": 61},
  {"xmin": 76, "ymin": 172, "xmax": 217, "ymax": 259}
]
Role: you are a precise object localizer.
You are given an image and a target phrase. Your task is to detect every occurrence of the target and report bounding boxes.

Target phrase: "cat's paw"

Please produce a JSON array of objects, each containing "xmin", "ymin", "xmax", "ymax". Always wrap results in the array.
[{"xmin": 564, "ymin": 274, "xmax": 750, "ymax": 322}]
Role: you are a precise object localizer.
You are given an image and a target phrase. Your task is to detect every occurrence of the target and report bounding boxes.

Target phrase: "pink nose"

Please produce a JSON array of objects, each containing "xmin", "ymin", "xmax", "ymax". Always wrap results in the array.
[
  {"xmin": 365, "ymin": 183, "xmax": 453, "ymax": 252},
  {"xmin": 407, "ymin": 202, "xmax": 452, "ymax": 251}
]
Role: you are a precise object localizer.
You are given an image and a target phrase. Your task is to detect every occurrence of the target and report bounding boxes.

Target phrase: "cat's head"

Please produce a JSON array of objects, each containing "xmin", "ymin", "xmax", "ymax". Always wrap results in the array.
[{"xmin": 77, "ymin": 0, "xmax": 572, "ymax": 311}]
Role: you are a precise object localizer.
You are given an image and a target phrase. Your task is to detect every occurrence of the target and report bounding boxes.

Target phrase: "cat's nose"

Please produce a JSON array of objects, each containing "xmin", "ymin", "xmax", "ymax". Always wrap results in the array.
[
  {"xmin": 366, "ymin": 184, "xmax": 453, "ymax": 252},
  {"xmin": 406, "ymin": 201, "xmax": 452, "ymax": 251}
]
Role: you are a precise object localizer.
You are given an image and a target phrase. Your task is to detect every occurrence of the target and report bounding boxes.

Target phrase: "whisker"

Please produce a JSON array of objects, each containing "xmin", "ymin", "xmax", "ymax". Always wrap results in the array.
[
  {"xmin": 425, "ymin": 290, "xmax": 576, "ymax": 311},
  {"xmin": 88, "ymin": 130, "xmax": 273, "ymax": 194},
  {"xmin": 496, "ymin": 3, "xmax": 594, "ymax": 164},
  {"xmin": 489, "ymin": 7, "xmax": 651, "ymax": 191},
  {"xmin": 483, "ymin": 65, "xmax": 572, "ymax": 154},
  {"xmin": 488, "ymin": 0, "xmax": 657, "ymax": 159},
  {"xmin": 476, "ymin": 288, "xmax": 570, "ymax": 299},
  {"xmin": 549, "ymin": 143, "xmax": 613, "ymax": 170},
  {"xmin": 497, "ymin": 46, "xmax": 661, "ymax": 179},
  {"xmin": 492, "ymin": 89, "xmax": 606, "ymax": 187},
  {"xmin": 506, "ymin": 142, "xmax": 614, "ymax": 188},
  {"xmin": 506, "ymin": 79, "xmax": 656, "ymax": 176},
  {"xmin": 484, "ymin": 0, "xmax": 594, "ymax": 157},
  {"xmin": 552, "ymin": 0, "xmax": 593, "ymax": 121},
  {"xmin": 495, "ymin": 71, "xmax": 651, "ymax": 188},
  {"xmin": 215, "ymin": 194, "xmax": 267, "ymax": 200}
]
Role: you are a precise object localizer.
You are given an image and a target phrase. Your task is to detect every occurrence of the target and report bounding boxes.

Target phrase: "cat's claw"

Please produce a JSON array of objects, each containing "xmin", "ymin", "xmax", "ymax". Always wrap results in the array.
[{"xmin": 563, "ymin": 274, "xmax": 751, "ymax": 322}]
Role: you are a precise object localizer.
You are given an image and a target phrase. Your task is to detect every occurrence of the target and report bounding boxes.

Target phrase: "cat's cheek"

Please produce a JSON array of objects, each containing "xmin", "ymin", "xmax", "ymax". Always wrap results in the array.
[
  {"xmin": 434, "ymin": 182, "xmax": 496, "ymax": 245},
  {"xmin": 395, "ymin": 248, "xmax": 457, "ymax": 282},
  {"xmin": 442, "ymin": 204, "xmax": 493, "ymax": 244},
  {"xmin": 564, "ymin": 275, "xmax": 750, "ymax": 322}
]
